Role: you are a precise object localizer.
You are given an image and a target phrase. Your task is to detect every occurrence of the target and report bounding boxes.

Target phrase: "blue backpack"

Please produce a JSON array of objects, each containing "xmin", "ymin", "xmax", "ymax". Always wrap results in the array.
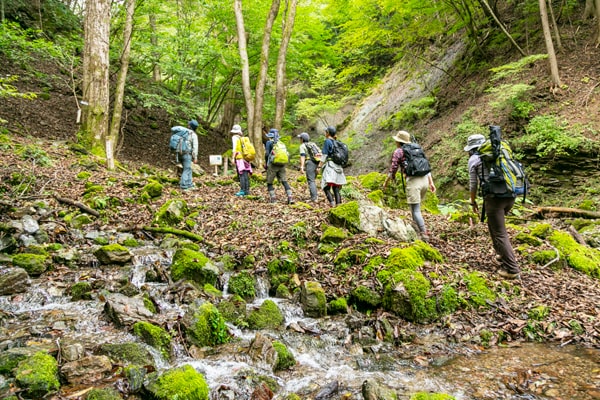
[{"xmin": 169, "ymin": 126, "xmax": 192, "ymax": 154}]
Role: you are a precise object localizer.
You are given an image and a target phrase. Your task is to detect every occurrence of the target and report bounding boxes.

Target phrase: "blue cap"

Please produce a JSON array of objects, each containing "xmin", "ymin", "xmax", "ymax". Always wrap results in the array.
[
  {"xmin": 267, "ymin": 128, "xmax": 279, "ymax": 138},
  {"xmin": 188, "ymin": 119, "xmax": 199, "ymax": 130}
]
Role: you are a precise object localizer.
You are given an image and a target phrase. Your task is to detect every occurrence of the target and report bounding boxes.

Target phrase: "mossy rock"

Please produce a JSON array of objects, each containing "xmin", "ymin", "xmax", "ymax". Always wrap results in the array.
[
  {"xmin": 275, "ymin": 283, "xmax": 292, "ymax": 299},
  {"xmin": 383, "ymin": 269, "xmax": 437, "ymax": 322},
  {"xmin": 358, "ymin": 172, "xmax": 387, "ymax": 191},
  {"xmin": 463, "ymin": 271, "xmax": 496, "ymax": 308},
  {"xmin": 384, "ymin": 246, "xmax": 424, "ymax": 275},
  {"xmin": 300, "ymin": 281, "xmax": 327, "ymax": 318},
  {"xmin": 247, "ymin": 299, "xmax": 284, "ymax": 330},
  {"xmin": 184, "ymin": 302, "xmax": 230, "ymax": 347},
  {"xmin": 86, "ymin": 387, "xmax": 123, "ymax": 400},
  {"xmin": 273, "ymin": 341, "xmax": 296, "ymax": 371},
  {"xmin": 170, "ymin": 248, "xmax": 219, "ymax": 286},
  {"xmin": 132, "ymin": 321, "xmax": 171, "ymax": 359},
  {"xmin": 11, "ymin": 253, "xmax": 48, "ymax": 275},
  {"xmin": 367, "ymin": 189, "xmax": 385, "ymax": 206},
  {"xmin": 530, "ymin": 223, "xmax": 553, "ymax": 238},
  {"xmin": 70, "ymin": 213, "xmax": 93, "ymax": 228},
  {"xmin": 217, "ymin": 294, "xmax": 247, "ymax": 325},
  {"xmin": 515, "ymin": 232, "xmax": 543, "ymax": 246},
  {"xmin": 99, "ymin": 343, "xmax": 155, "ymax": 368},
  {"xmin": 153, "ymin": 199, "xmax": 189, "ymax": 226},
  {"xmin": 334, "ymin": 247, "xmax": 368, "ymax": 270},
  {"xmin": 70, "ymin": 281, "xmax": 93, "ymax": 300},
  {"xmin": 329, "ymin": 201, "xmax": 361, "ymax": 233},
  {"xmin": 349, "ymin": 286, "xmax": 382, "ymax": 312},
  {"xmin": 228, "ymin": 271, "xmax": 256, "ymax": 301},
  {"xmin": 93, "ymin": 243, "xmax": 132, "ymax": 265},
  {"xmin": 266, "ymin": 257, "xmax": 297, "ymax": 276},
  {"xmin": 410, "ymin": 393, "xmax": 456, "ymax": 400},
  {"xmin": 124, "ymin": 364, "xmax": 146, "ymax": 393},
  {"xmin": 412, "ymin": 240, "xmax": 443, "ymax": 263},
  {"xmin": 15, "ymin": 352, "xmax": 60, "ymax": 397},
  {"xmin": 203, "ymin": 283, "xmax": 222, "ymax": 298},
  {"xmin": 328, "ymin": 297, "xmax": 348, "ymax": 315},
  {"xmin": 529, "ymin": 249, "xmax": 564, "ymax": 268},
  {"xmin": 320, "ymin": 225, "xmax": 349, "ymax": 244},
  {"xmin": 142, "ymin": 181, "xmax": 163, "ymax": 198},
  {"xmin": 0, "ymin": 347, "xmax": 37, "ymax": 375},
  {"xmin": 549, "ymin": 229, "xmax": 600, "ymax": 277},
  {"xmin": 437, "ymin": 285, "xmax": 459, "ymax": 315},
  {"xmin": 145, "ymin": 364, "xmax": 208, "ymax": 400}
]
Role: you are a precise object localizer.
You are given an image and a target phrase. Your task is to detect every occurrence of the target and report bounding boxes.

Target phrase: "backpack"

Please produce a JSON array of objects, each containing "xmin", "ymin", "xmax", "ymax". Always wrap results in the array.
[
  {"xmin": 329, "ymin": 139, "xmax": 349, "ymax": 167},
  {"xmin": 401, "ymin": 143, "xmax": 431, "ymax": 177},
  {"xmin": 238, "ymin": 136, "xmax": 256, "ymax": 162},
  {"xmin": 169, "ymin": 126, "xmax": 192, "ymax": 154},
  {"xmin": 269, "ymin": 140, "xmax": 289, "ymax": 166},
  {"xmin": 478, "ymin": 129, "xmax": 527, "ymax": 199},
  {"xmin": 305, "ymin": 142, "xmax": 322, "ymax": 162}
]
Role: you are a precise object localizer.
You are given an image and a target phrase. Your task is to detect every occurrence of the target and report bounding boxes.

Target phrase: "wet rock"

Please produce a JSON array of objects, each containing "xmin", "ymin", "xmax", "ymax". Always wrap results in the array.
[
  {"xmin": 315, "ymin": 380, "xmax": 339, "ymax": 399},
  {"xmin": 103, "ymin": 292, "xmax": 154, "ymax": 327},
  {"xmin": 60, "ymin": 355, "xmax": 112, "ymax": 384},
  {"xmin": 362, "ymin": 378, "xmax": 398, "ymax": 400},
  {"xmin": 248, "ymin": 332, "xmax": 278, "ymax": 371},
  {"xmin": 60, "ymin": 343, "xmax": 84, "ymax": 362},
  {"xmin": 94, "ymin": 243, "xmax": 132, "ymax": 265},
  {"xmin": 0, "ymin": 267, "xmax": 30, "ymax": 295},
  {"xmin": 251, "ymin": 382, "xmax": 274, "ymax": 400},
  {"xmin": 300, "ymin": 281, "xmax": 327, "ymax": 318},
  {"xmin": 21, "ymin": 215, "xmax": 39, "ymax": 234}
]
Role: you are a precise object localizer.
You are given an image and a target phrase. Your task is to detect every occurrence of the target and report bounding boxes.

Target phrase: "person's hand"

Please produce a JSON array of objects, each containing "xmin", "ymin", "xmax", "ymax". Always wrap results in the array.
[
  {"xmin": 429, "ymin": 183, "xmax": 436, "ymax": 193},
  {"xmin": 471, "ymin": 201, "xmax": 479, "ymax": 214}
]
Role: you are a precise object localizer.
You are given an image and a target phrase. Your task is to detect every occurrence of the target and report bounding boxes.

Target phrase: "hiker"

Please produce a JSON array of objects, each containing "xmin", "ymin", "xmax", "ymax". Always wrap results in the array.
[
  {"xmin": 179, "ymin": 119, "xmax": 199, "ymax": 190},
  {"xmin": 382, "ymin": 130, "xmax": 436, "ymax": 240},
  {"xmin": 231, "ymin": 124, "xmax": 252, "ymax": 197},
  {"xmin": 265, "ymin": 129, "xmax": 294, "ymax": 204},
  {"xmin": 317, "ymin": 126, "xmax": 346, "ymax": 207},
  {"xmin": 297, "ymin": 132, "xmax": 320, "ymax": 202},
  {"xmin": 465, "ymin": 133, "xmax": 521, "ymax": 279}
]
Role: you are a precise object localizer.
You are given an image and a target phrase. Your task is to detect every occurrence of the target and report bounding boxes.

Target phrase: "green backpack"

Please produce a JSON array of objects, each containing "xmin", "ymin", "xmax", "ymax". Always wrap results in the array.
[
  {"xmin": 269, "ymin": 140, "xmax": 289, "ymax": 166},
  {"xmin": 478, "ymin": 138, "xmax": 527, "ymax": 198}
]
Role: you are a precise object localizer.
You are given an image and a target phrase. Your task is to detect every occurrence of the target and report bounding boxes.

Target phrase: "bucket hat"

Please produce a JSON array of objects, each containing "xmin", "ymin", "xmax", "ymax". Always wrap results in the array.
[
  {"xmin": 464, "ymin": 134, "xmax": 486, "ymax": 151},
  {"xmin": 392, "ymin": 131, "xmax": 411, "ymax": 144},
  {"xmin": 230, "ymin": 124, "xmax": 242, "ymax": 134}
]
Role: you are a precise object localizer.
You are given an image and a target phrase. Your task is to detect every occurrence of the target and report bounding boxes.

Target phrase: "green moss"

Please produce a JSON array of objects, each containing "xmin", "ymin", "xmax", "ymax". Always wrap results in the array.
[
  {"xmin": 530, "ymin": 249, "xmax": 560, "ymax": 267},
  {"xmin": 385, "ymin": 247, "xmax": 424, "ymax": 272},
  {"xmin": 275, "ymin": 283, "xmax": 292, "ymax": 299},
  {"xmin": 15, "ymin": 352, "xmax": 59, "ymax": 397},
  {"xmin": 76, "ymin": 171, "xmax": 92, "ymax": 180},
  {"xmin": 301, "ymin": 281, "xmax": 327, "ymax": 318},
  {"xmin": 124, "ymin": 364, "xmax": 146, "ymax": 393},
  {"xmin": 464, "ymin": 271, "xmax": 496, "ymax": 308},
  {"xmin": 569, "ymin": 319, "xmax": 584, "ymax": 335},
  {"xmin": 11, "ymin": 253, "xmax": 48, "ymax": 275},
  {"xmin": 153, "ymin": 199, "xmax": 189, "ymax": 226},
  {"xmin": 203, "ymin": 283, "xmax": 222, "ymax": 298},
  {"xmin": 217, "ymin": 295, "xmax": 247, "ymax": 325},
  {"xmin": 367, "ymin": 189, "xmax": 385, "ymax": 206},
  {"xmin": 273, "ymin": 341, "xmax": 296, "ymax": 371},
  {"xmin": 146, "ymin": 365, "xmax": 208, "ymax": 400},
  {"xmin": 122, "ymin": 237, "xmax": 140, "ymax": 247},
  {"xmin": 383, "ymin": 270, "xmax": 437, "ymax": 322},
  {"xmin": 228, "ymin": 271, "xmax": 256, "ymax": 300},
  {"xmin": 479, "ymin": 329, "xmax": 493, "ymax": 347},
  {"xmin": 437, "ymin": 285, "xmax": 459, "ymax": 315},
  {"xmin": 449, "ymin": 210, "xmax": 478, "ymax": 224},
  {"xmin": 94, "ymin": 237, "xmax": 110, "ymax": 245},
  {"xmin": 143, "ymin": 181, "xmax": 163, "ymax": 198},
  {"xmin": 133, "ymin": 321, "xmax": 171, "ymax": 359},
  {"xmin": 364, "ymin": 255, "xmax": 384, "ymax": 273},
  {"xmin": 142, "ymin": 294, "xmax": 157, "ymax": 313},
  {"xmin": 410, "ymin": 393, "xmax": 455, "ymax": 400},
  {"xmin": 515, "ymin": 232, "xmax": 543, "ymax": 246},
  {"xmin": 350, "ymin": 285, "xmax": 382, "ymax": 312},
  {"xmin": 170, "ymin": 248, "xmax": 218, "ymax": 286},
  {"xmin": 70, "ymin": 281, "xmax": 92, "ymax": 301},
  {"xmin": 549, "ymin": 230, "xmax": 600, "ymax": 277},
  {"xmin": 530, "ymin": 223, "xmax": 553, "ymax": 238},
  {"xmin": 0, "ymin": 348, "xmax": 30, "ymax": 374},
  {"xmin": 86, "ymin": 387, "xmax": 122, "ymax": 400},
  {"xmin": 528, "ymin": 305, "xmax": 550, "ymax": 321},
  {"xmin": 284, "ymin": 395, "xmax": 302, "ymax": 400},
  {"xmin": 247, "ymin": 299, "xmax": 284, "ymax": 329},
  {"xmin": 328, "ymin": 297, "xmax": 348, "ymax": 315},
  {"xmin": 320, "ymin": 225, "xmax": 349, "ymax": 244},
  {"xmin": 329, "ymin": 201, "xmax": 361, "ymax": 233},
  {"xmin": 267, "ymin": 257, "xmax": 296, "ymax": 276},
  {"xmin": 99, "ymin": 343, "xmax": 155, "ymax": 367},
  {"xmin": 412, "ymin": 240, "xmax": 444, "ymax": 263},
  {"xmin": 358, "ymin": 172, "xmax": 387, "ymax": 190},
  {"xmin": 186, "ymin": 302, "xmax": 230, "ymax": 347},
  {"xmin": 334, "ymin": 247, "xmax": 368, "ymax": 271}
]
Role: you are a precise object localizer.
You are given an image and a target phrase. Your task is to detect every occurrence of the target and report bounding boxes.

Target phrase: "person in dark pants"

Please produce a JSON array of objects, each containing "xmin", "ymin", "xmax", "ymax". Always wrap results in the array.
[
  {"xmin": 297, "ymin": 132, "xmax": 320, "ymax": 202},
  {"xmin": 317, "ymin": 126, "xmax": 346, "ymax": 207},
  {"xmin": 264, "ymin": 129, "xmax": 294, "ymax": 204},
  {"xmin": 465, "ymin": 134, "xmax": 520, "ymax": 279}
]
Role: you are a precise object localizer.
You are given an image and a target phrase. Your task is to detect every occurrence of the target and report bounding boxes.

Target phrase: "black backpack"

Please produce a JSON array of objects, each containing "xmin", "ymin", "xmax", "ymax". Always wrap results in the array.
[
  {"xmin": 329, "ymin": 140, "xmax": 349, "ymax": 167},
  {"xmin": 401, "ymin": 143, "xmax": 431, "ymax": 177}
]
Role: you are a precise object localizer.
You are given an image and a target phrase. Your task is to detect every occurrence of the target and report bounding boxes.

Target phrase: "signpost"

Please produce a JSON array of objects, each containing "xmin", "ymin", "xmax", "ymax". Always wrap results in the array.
[{"xmin": 209, "ymin": 155, "xmax": 223, "ymax": 176}]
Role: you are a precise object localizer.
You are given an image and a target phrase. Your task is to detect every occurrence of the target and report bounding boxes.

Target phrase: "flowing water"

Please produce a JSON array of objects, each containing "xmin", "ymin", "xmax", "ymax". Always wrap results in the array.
[{"xmin": 1, "ymin": 246, "xmax": 598, "ymax": 399}]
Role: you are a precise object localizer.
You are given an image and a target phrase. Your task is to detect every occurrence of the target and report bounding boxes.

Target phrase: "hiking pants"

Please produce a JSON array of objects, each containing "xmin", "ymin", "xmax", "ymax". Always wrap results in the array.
[
  {"xmin": 485, "ymin": 196, "xmax": 520, "ymax": 274},
  {"xmin": 239, "ymin": 171, "xmax": 250, "ymax": 194},
  {"xmin": 305, "ymin": 159, "xmax": 318, "ymax": 200},
  {"xmin": 180, "ymin": 153, "xmax": 194, "ymax": 189}
]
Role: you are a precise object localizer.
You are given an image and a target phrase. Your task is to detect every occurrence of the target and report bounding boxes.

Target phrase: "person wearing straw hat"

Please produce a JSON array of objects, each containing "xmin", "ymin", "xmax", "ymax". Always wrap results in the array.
[{"xmin": 383, "ymin": 130, "xmax": 436, "ymax": 240}]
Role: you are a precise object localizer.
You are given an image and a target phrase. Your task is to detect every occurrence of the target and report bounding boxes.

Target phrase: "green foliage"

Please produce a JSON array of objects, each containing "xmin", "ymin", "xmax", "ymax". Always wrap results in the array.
[
  {"xmin": 486, "ymin": 83, "xmax": 534, "ymax": 116},
  {"xmin": 146, "ymin": 365, "xmax": 209, "ymax": 400},
  {"xmin": 228, "ymin": 271, "xmax": 256, "ymax": 301},
  {"xmin": 0, "ymin": 75, "xmax": 37, "ymax": 100},
  {"xmin": 15, "ymin": 352, "xmax": 60, "ymax": 397},
  {"xmin": 489, "ymin": 54, "xmax": 548, "ymax": 81},
  {"xmin": 410, "ymin": 393, "xmax": 455, "ymax": 400},
  {"xmin": 517, "ymin": 115, "xmax": 590, "ymax": 158},
  {"xmin": 133, "ymin": 321, "xmax": 172, "ymax": 359},
  {"xmin": 379, "ymin": 96, "xmax": 437, "ymax": 130},
  {"xmin": 463, "ymin": 271, "xmax": 496, "ymax": 308},
  {"xmin": 272, "ymin": 341, "xmax": 296, "ymax": 371}
]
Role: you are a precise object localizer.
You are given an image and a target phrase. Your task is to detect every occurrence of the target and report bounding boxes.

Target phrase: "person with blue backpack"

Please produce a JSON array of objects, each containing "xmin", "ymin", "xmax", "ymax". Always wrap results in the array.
[
  {"xmin": 175, "ymin": 119, "xmax": 199, "ymax": 191},
  {"xmin": 465, "ymin": 130, "xmax": 520, "ymax": 279}
]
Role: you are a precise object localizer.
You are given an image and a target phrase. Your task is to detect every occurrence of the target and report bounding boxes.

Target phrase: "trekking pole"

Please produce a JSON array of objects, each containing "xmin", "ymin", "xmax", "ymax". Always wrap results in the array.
[
  {"xmin": 480, "ymin": 201, "xmax": 486, "ymax": 223},
  {"xmin": 401, "ymin": 173, "xmax": 406, "ymax": 194}
]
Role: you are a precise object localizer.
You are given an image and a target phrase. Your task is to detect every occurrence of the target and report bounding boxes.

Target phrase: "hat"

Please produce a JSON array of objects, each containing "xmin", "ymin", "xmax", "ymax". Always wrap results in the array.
[
  {"xmin": 266, "ymin": 128, "xmax": 278, "ymax": 138},
  {"xmin": 230, "ymin": 124, "xmax": 242, "ymax": 134},
  {"xmin": 325, "ymin": 126, "xmax": 336, "ymax": 135},
  {"xmin": 392, "ymin": 131, "xmax": 411, "ymax": 144},
  {"xmin": 464, "ymin": 134, "xmax": 486, "ymax": 151},
  {"xmin": 188, "ymin": 119, "xmax": 199, "ymax": 130},
  {"xmin": 297, "ymin": 132, "xmax": 310, "ymax": 141}
]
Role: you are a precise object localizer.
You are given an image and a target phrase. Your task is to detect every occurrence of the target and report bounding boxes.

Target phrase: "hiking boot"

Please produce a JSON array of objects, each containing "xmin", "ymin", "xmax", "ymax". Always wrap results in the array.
[
  {"xmin": 329, "ymin": 201, "xmax": 335, "ymax": 207},
  {"xmin": 497, "ymin": 269, "xmax": 520, "ymax": 280},
  {"xmin": 420, "ymin": 231, "xmax": 430, "ymax": 242},
  {"xmin": 235, "ymin": 190, "xmax": 246, "ymax": 196},
  {"xmin": 287, "ymin": 196, "xmax": 295, "ymax": 205}
]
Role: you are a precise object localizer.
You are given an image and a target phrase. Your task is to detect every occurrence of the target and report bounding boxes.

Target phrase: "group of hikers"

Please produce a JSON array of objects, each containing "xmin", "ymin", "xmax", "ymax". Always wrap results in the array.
[{"xmin": 173, "ymin": 120, "xmax": 521, "ymax": 281}]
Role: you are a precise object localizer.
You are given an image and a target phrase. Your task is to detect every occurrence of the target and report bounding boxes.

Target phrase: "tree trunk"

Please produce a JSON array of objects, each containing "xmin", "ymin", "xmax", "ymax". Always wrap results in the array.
[
  {"xmin": 251, "ymin": 0, "xmax": 280, "ymax": 157},
  {"xmin": 107, "ymin": 0, "xmax": 135, "ymax": 170},
  {"xmin": 547, "ymin": 0, "xmax": 562, "ymax": 51},
  {"xmin": 595, "ymin": 0, "xmax": 600, "ymax": 45},
  {"xmin": 583, "ymin": 0, "xmax": 595, "ymax": 19},
  {"xmin": 478, "ymin": 0, "xmax": 527, "ymax": 56},
  {"xmin": 539, "ymin": 0, "xmax": 562, "ymax": 88},
  {"xmin": 273, "ymin": 0, "xmax": 298, "ymax": 130},
  {"xmin": 82, "ymin": 0, "xmax": 111, "ymax": 158},
  {"xmin": 219, "ymin": 88, "xmax": 237, "ymax": 135},
  {"xmin": 233, "ymin": 0, "xmax": 254, "ymax": 137},
  {"xmin": 149, "ymin": 13, "xmax": 161, "ymax": 82}
]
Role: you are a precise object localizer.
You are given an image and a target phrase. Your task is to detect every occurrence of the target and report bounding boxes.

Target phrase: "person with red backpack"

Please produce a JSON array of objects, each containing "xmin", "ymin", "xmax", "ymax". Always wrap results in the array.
[{"xmin": 382, "ymin": 130, "xmax": 436, "ymax": 240}]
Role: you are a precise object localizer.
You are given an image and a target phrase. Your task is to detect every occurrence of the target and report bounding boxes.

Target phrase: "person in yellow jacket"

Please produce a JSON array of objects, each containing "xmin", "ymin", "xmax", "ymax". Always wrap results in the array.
[{"xmin": 231, "ymin": 124, "xmax": 253, "ymax": 196}]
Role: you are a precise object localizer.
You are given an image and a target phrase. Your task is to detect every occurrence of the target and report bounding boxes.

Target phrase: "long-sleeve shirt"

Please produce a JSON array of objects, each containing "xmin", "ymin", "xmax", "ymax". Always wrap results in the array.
[
  {"xmin": 388, "ymin": 147, "xmax": 405, "ymax": 178},
  {"xmin": 190, "ymin": 131, "xmax": 199, "ymax": 162}
]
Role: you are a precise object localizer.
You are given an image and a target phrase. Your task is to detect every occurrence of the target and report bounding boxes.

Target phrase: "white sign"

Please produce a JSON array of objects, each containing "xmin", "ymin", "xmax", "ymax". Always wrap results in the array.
[{"xmin": 209, "ymin": 155, "xmax": 223, "ymax": 166}]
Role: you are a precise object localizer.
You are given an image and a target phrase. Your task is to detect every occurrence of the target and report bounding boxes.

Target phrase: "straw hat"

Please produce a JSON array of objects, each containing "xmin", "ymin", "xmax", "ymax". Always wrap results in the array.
[{"xmin": 392, "ymin": 131, "xmax": 411, "ymax": 144}]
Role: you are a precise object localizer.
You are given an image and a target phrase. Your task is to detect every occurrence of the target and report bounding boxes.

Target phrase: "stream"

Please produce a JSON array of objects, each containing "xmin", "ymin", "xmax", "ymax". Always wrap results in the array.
[{"xmin": 1, "ymin": 245, "xmax": 598, "ymax": 399}]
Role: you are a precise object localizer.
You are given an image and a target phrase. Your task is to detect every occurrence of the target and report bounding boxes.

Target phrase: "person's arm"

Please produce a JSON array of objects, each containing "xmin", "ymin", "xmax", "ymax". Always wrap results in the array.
[
  {"xmin": 299, "ymin": 144, "xmax": 306, "ymax": 172},
  {"xmin": 468, "ymin": 155, "xmax": 481, "ymax": 212},
  {"xmin": 383, "ymin": 148, "xmax": 402, "ymax": 189},
  {"xmin": 427, "ymin": 173, "xmax": 436, "ymax": 193},
  {"xmin": 192, "ymin": 133, "xmax": 199, "ymax": 163},
  {"xmin": 317, "ymin": 139, "xmax": 331, "ymax": 169}
]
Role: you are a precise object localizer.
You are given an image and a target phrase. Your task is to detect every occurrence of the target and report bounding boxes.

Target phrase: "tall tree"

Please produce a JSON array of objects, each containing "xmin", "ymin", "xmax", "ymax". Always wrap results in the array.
[
  {"xmin": 539, "ymin": 0, "xmax": 561, "ymax": 88},
  {"xmin": 81, "ymin": 0, "xmax": 110, "ymax": 157},
  {"xmin": 273, "ymin": 0, "xmax": 298, "ymax": 130},
  {"xmin": 107, "ymin": 0, "xmax": 135, "ymax": 170}
]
